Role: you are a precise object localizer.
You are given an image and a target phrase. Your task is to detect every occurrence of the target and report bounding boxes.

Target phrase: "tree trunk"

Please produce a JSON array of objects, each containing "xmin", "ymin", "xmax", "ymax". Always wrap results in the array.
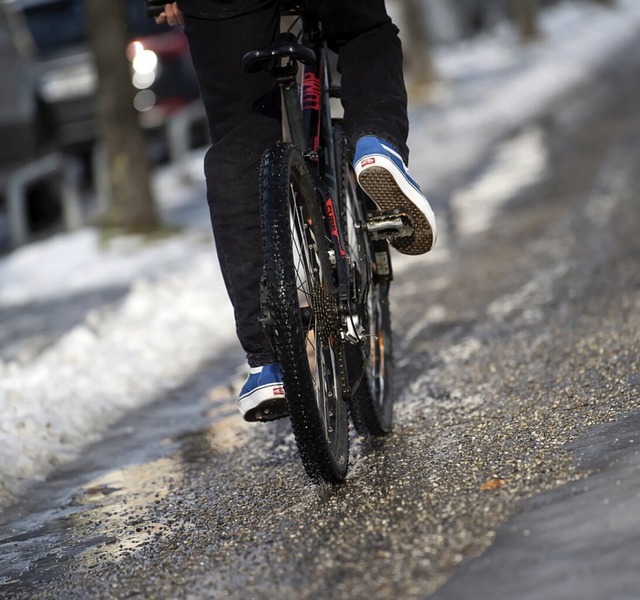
[
  {"xmin": 400, "ymin": 0, "xmax": 437, "ymax": 93},
  {"xmin": 85, "ymin": 0, "xmax": 159, "ymax": 232},
  {"xmin": 512, "ymin": 0, "xmax": 540, "ymax": 42}
]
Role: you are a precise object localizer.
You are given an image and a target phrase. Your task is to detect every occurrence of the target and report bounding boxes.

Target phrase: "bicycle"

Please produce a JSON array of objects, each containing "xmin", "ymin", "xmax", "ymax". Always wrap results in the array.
[{"xmin": 147, "ymin": 1, "xmax": 412, "ymax": 483}]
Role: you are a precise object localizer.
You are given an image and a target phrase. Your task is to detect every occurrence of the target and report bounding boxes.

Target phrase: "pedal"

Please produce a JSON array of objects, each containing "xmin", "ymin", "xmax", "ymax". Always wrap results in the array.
[{"xmin": 365, "ymin": 210, "xmax": 414, "ymax": 241}]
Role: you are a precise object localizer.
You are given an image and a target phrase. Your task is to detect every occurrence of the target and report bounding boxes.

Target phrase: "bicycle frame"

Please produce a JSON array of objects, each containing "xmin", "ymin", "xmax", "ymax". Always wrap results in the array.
[
  {"xmin": 298, "ymin": 35, "xmax": 352, "ymax": 315},
  {"xmin": 256, "ymin": 16, "xmax": 352, "ymax": 306},
  {"xmin": 244, "ymin": 8, "xmax": 397, "ymax": 478}
]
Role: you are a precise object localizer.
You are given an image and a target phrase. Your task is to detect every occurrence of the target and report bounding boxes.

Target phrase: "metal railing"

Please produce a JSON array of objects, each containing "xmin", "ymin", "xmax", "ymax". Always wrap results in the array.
[
  {"xmin": 3, "ymin": 100, "xmax": 208, "ymax": 248},
  {"xmin": 6, "ymin": 153, "xmax": 83, "ymax": 248}
]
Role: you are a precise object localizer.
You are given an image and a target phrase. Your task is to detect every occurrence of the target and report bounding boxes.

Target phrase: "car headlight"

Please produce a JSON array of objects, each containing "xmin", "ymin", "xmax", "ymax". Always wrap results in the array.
[{"xmin": 128, "ymin": 41, "xmax": 158, "ymax": 90}]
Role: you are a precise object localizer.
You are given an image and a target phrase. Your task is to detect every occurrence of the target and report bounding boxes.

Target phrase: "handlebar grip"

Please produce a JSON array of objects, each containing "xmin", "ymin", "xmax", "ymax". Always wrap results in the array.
[{"xmin": 146, "ymin": 1, "xmax": 166, "ymax": 18}]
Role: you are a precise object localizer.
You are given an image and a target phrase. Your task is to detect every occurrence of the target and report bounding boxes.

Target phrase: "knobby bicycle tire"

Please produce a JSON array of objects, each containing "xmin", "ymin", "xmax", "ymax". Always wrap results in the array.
[
  {"xmin": 260, "ymin": 142, "xmax": 349, "ymax": 482},
  {"xmin": 334, "ymin": 124, "xmax": 395, "ymax": 436}
]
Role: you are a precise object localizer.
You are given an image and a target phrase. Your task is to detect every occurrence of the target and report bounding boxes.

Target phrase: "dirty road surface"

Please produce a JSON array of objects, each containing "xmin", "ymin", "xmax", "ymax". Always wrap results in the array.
[{"xmin": 1, "ymin": 40, "xmax": 640, "ymax": 600}]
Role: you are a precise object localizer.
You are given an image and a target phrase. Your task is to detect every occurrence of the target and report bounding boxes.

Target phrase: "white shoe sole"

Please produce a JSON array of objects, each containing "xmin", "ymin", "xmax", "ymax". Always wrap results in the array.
[
  {"xmin": 238, "ymin": 385, "xmax": 287, "ymax": 422},
  {"xmin": 355, "ymin": 154, "xmax": 437, "ymax": 254}
]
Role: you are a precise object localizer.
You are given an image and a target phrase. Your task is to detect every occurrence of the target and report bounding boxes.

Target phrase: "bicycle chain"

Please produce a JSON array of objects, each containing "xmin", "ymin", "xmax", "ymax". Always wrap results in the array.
[
  {"xmin": 313, "ymin": 282, "xmax": 339, "ymax": 341},
  {"xmin": 312, "ymin": 280, "xmax": 348, "ymax": 395}
]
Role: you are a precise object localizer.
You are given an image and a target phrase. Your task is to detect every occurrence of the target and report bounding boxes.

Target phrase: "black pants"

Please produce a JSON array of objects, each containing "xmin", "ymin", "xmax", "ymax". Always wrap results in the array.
[{"xmin": 180, "ymin": 0, "xmax": 409, "ymax": 366}]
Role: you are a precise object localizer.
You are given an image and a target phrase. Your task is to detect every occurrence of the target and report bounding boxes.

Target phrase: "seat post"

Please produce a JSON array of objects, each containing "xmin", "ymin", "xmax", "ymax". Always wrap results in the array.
[{"xmin": 281, "ymin": 78, "xmax": 309, "ymax": 154}]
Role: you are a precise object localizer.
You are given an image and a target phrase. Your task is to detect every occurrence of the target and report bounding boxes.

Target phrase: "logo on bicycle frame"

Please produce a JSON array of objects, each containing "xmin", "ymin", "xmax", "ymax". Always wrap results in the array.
[
  {"xmin": 325, "ymin": 198, "xmax": 347, "ymax": 257},
  {"xmin": 302, "ymin": 71, "xmax": 321, "ymax": 111}
]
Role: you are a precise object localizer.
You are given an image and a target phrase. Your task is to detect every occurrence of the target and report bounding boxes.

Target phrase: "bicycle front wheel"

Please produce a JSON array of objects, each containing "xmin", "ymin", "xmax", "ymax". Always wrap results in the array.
[{"xmin": 260, "ymin": 142, "xmax": 349, "ymax": 483}]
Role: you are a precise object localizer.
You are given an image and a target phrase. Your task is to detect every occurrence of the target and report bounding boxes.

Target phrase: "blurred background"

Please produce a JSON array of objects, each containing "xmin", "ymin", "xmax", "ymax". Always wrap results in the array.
[
  {"xmin": 0, "ymin": 0, "xmax": 206, "ymax": 249},
  {"xmin": 0, "ymin": 0, "xmax": 617, "ymax": 252}
]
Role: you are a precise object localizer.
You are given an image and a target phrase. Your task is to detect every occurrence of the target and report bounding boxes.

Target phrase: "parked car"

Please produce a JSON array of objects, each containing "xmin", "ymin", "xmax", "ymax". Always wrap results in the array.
[{"xmin": 10, "ymin": 0, "xmax": 202, "ymax": 153}]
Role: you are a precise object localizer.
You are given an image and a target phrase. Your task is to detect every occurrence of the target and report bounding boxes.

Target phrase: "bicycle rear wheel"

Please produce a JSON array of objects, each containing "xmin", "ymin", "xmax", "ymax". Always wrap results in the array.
[
  {"xmin": 334, "ymin": 126, "xmax": 395, "ymax": 435},
  {"xmin": 260, "ymin": 142, "xmax": 349, "ymax": 482}
]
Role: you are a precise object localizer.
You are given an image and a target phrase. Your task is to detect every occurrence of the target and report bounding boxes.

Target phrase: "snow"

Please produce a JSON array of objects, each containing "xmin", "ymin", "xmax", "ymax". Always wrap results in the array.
[
  {"xmin": 407, "ymin": 0, "xmax": 640, "ymax": 189},
  {"xmin": 2, "ymin": 0, "xmax": 640, "ymax": 508}
]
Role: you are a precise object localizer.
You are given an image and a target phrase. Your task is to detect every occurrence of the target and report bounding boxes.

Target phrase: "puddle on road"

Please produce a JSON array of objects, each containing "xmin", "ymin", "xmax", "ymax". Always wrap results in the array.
[
  {"xmin": 0, "ymin": 454, "xmax": 184, "ymax": 587},
  {"xmin": 76, "ymin": 457, "xmax": 183, "ymax": 566},
  {"xmin": 0, "ymin": 378, "xmax": 253, "ymax": 589}
]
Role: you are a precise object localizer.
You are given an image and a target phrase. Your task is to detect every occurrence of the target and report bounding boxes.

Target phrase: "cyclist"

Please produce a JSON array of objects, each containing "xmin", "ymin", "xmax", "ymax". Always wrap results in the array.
[{"xmin": 154, "ymin": 1, "xmax": 437, "ymax": 422}]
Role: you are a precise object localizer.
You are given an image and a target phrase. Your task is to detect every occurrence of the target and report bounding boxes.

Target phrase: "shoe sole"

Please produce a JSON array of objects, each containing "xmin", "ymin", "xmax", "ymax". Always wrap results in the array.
[
  {"xmin": 238, "ymin": 386, "xmax": 289, "ymax": 423},
  {"xmin": 357, "ymin": 158, "xmax": 437, "ymax": 255},
  {"xmin": 242, "ymin": 399, "xmax": 289, "ymax": 423}
]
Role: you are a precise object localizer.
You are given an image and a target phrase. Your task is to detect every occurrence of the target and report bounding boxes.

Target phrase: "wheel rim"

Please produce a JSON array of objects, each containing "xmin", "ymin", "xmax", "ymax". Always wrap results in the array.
[
  {"xmin": 342, "ymin": 167, "xmax": 393, "ymax": 429},
  {"xmin": 367, "ymin": 283, "xmax": 390, "ymax": 416},
  {"xmin": 288, "ymin": 182, "xmax": 346, "ymax": 457}
]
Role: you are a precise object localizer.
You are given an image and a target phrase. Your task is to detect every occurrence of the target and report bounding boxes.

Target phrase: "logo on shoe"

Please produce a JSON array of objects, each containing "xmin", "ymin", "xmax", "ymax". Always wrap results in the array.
[
  {"xmin": 273, "ymin": 386, "xmax": 285, "ymax": 396},
  {"xmin": 360, "ymin": 157, "xmax": 376, "ymax": 168}
]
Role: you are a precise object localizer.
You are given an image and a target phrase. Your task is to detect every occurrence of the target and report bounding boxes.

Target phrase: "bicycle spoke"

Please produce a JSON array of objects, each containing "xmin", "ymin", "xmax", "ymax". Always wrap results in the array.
[{"xmin": 260, "ymin": 145, "xmax": 349, "ymax": 480}]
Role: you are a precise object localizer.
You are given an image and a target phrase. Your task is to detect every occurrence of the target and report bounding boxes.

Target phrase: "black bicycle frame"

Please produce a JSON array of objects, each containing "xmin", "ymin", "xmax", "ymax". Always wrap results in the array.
[
  {"xmin": 270, "ymin": 16, "xmax": 350, "ymax": 305},
  {"xmin": 242, "ymin": 12, "xmax": 352, "ymax": 310}
]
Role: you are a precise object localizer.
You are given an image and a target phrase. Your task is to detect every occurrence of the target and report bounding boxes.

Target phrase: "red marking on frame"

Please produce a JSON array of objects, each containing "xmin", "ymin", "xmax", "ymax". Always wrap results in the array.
[
  {"xmin": 303, "ymin": 71, "xmax": 321, "ymax": 111},
  {"xmin": 325, "ymin": 198, "xmax": 347, "ymax": 257}
]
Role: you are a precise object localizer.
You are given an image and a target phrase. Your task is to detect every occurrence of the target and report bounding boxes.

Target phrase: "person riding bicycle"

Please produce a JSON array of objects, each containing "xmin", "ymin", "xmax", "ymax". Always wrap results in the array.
[{"xmin": 154, "ymin": 1, "xmax": 437, "ymax": 422}]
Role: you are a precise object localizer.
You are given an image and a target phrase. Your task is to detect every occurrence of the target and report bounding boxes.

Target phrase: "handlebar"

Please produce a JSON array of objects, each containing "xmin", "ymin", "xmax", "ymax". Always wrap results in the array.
[{"xmin": 146, "ymin": 1, "xmax": 304, "ymax": 19}]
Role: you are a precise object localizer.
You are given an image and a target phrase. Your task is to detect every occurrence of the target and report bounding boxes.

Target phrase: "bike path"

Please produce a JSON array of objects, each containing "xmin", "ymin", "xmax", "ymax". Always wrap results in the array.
[{"xmin": 432, "ymin": 410, "xmax": 640, "ymax": 600}]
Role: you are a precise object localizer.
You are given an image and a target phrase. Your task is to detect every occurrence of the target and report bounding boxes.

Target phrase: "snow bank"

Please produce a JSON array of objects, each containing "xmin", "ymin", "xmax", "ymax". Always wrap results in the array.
[{"xmin": 0, "ymin": 231, "xmax": 238, "ymax": 504}]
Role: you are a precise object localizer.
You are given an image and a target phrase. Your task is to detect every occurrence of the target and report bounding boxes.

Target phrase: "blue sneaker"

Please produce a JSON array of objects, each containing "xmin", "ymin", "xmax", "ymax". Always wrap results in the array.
[
  {"xmin": 238, "ymin": 363, "xmax": 288, "ymax": 422},
  {"xmin": 354, "ymin": 135, "xmax": 437, "ymax": 254}
]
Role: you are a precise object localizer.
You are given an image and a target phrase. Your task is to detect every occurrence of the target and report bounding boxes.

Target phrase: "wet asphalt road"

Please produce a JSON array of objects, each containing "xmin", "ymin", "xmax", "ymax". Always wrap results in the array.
[{"xmin": 1, "ymin": 39, "xmax": 640, "ymax": 600}]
